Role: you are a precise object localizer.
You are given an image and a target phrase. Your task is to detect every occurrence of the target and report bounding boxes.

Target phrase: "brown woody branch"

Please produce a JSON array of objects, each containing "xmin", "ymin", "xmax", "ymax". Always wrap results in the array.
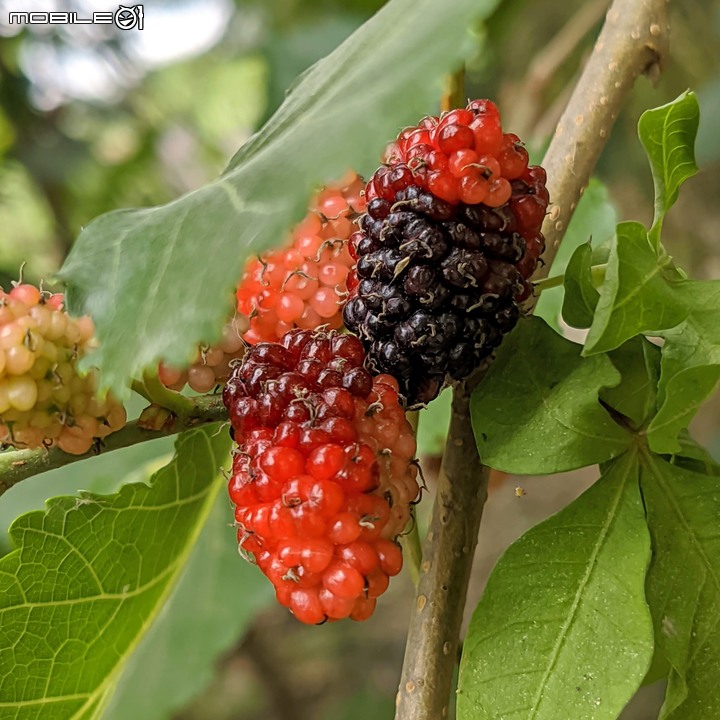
[
  {"xmin": 536, "ymin": 0, "xmax": 669, "ymax": 279},
  {"xmin": 0, "ymin": 394, "xmax": 228, "ymax": 496}
]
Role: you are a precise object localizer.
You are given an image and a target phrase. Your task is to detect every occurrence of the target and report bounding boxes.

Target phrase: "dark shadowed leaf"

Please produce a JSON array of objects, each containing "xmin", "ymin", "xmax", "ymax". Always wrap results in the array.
[
  {"xmin": 535, "ymin": 178, "xmax": 616, "ymax": 330},
  {"xmin": 562, "ymin": 241, "xmax": 600, "ymax": 329},
  {"xmin": 642, "ymin": 455, "xmax": 720, "ymax": 719},
  {"xmin": 600, "ymin": 337, "xmax": 660, "ymax": 429},
  {"xmin": 664, "ymin": 430, "xmax": 720, "ymax": 477}
]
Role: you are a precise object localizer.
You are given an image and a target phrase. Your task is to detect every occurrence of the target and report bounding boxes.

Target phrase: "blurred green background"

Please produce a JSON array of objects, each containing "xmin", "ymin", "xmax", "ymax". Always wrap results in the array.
[{"xmin": 1, "ymin": 1, "xmax": 719, "ymax": 718}]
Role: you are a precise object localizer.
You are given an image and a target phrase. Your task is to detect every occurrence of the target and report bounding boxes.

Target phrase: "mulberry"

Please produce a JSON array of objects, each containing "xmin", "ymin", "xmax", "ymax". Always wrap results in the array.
[{"xmin": 343, "ymin": 101, "xmax": 548, "ymax": 406}]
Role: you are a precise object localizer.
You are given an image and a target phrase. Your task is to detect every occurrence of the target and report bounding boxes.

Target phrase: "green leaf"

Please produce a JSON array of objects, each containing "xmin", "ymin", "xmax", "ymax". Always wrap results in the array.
[
  {"xmin": 535, "ymin": 178, "xmax": 616, "ymax": 330},
  {"xmin": 416, "ymin": 388, "xmax": 451, "ymax": 457},
  {"xmin": 561, "ymin": 242, "xmax": 600, "ymax": 328},
  {"xmin": 104, "ymin": 488, "xmax": 272, "ymax": 720},
  {"xmin": 641, "ymin": 454, "xmax": 720, "ymax": 719},
  {"xmin": 638, "ymin": 91, "xmax": 700, "ymax": 245},
  {"xmin": 600, "ymin": 337, "xmax": 661, "ymax": 429},
  {"xmin": 58, "ymin": 0, "xmax": 501, "ymax": 395},
  {"xmin": 0, "ymin": 426, "xmax": 231, "ymax": 719},
  {"xmin": 457, "ymin": 452, "xmax": 654, "ymax": 720},
  {"xmin": 0, "ymin": 445, "xmax": 271, "ymax": 720},
  {"xmin": 648, "ymin": 288, "xmax": 720, "ymax": 453},
  {"xmin": 470, "ymin": 316, "xmax": 630, "ymax": 474},
  {"xmin": 581, "ymin": 218, "xmax": 720, "ymax": 452},
  {"xmin": 643, "ymin": 647, "xmax": 671, "ymax": 687},
  {"xmin": 665, "ymin": 430, "xmax": 720, "ymax": 477},
  {"xmin": 584, "ymin": 222, "xmax": 688, "ymax": 356},
  {"xmin": 0, "ymin": 436, "xmax": 175, "ymax": 555}
]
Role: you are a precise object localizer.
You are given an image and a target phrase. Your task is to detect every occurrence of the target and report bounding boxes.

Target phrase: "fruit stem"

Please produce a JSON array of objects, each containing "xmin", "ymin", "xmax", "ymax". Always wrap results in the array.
[
  {"xmin": 440, "ymin": 67, "xmax": 465, "ymax": 113},
  {"xmin": 132, "ymin": 372, "xmax": 196, "ymax": 419},
  {"xmin": 532, "ymin": 262, "xmax": 607, "ymax": 293},
  {"xmin": 0, "ymin": 394, "xmax": 228, "ymax": 496}
]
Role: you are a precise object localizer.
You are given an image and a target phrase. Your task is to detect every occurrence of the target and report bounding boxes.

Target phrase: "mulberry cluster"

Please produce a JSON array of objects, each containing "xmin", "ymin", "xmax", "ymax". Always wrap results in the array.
[
  {"xmin": 343, "ymin": 100, "xmax": 548, "ymax": 406},
  {"xmin": 236, "ymin": 173, "xmax": 365, "ymax": 344},
  {"xmin": 158, "ymin": 314, "xmax": 249, "ymax": 393},
  {"xmin": 0, "ymin": 284, "xmax": 126, "ymax": 454},
  {"xmin": 222, "ymin": 329, "xmax": 418, "ymax": 624}
]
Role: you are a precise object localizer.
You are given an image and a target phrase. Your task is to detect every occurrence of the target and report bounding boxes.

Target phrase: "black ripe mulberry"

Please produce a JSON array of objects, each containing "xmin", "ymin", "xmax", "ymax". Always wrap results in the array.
[{"xmin": 343, "ymin": 100, "xmax": 548, "ymax": 406}]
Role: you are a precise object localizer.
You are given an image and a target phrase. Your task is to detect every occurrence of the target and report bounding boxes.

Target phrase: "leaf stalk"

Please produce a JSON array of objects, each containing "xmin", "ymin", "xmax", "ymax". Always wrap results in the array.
[{"xmin": 532, "ymin": 262, "xmax": 608, "ymax": 293}]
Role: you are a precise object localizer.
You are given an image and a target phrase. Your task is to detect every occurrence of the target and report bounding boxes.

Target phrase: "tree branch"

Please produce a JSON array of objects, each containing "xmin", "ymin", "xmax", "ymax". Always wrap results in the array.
[
  {"xmin": 506, "ymin": 0, "xmax": 609, "ymax": 139},
  {"xmin": 394, "ymin": 1, "xmax": 669, "ymax": 718},
  {"xmin": 396, "ymin": 385, "xmax": 489, "ymax": 719},
  {"xmin": 536, "ymin": 0, "xmax": 669, "ymax": 279},
  {"xmin": 0, "ymin": 394, "xmax": 228, "ymax": 496}
]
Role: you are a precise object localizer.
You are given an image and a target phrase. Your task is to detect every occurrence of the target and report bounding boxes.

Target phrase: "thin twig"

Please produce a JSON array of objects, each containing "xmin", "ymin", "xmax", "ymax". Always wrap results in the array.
[
  {"xmin": 0, "ymin": 394, "xmax": 228, "ymax": 495},
  {"xmin": 394, "ymin": 1, "xmax": 669, "ymax": 718},
  {"xmin": 132, "ymin": 373, "xmax": 196, "ymax": 419},
  {"xmin": 532, "ymin": 262, "xmax": 608, "ymax": 293}
]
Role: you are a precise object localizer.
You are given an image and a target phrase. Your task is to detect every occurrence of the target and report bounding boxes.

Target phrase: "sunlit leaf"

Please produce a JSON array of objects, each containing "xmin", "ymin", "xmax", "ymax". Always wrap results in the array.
[
  {"xmin": 581, "ymin": 220, "xmax": 720, "ymax": 452},
  {"xmin": 0, "ymin": 426, "xmax": 230, "ymax": 719},
  {"xmin": 458, "ymin": 452, "xmax": 653, "ymax": 720},
  {"xmin": 648, "ymin": 295, "xmax": 720, "ymax": 453},
  {"xmin": 638, "ymin": 91, "xmax": 700, "ymax": 245},
  {"xmin": 471, "ymin": 317, "xmax": 630, "ymax": 474},
  {"xmin": 583, "ymin": 222, "xmax": 687, "ymax": 355},
  {"xmin": 104, "ymin": 488, "xmax": 272, "ymax": 720}
]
